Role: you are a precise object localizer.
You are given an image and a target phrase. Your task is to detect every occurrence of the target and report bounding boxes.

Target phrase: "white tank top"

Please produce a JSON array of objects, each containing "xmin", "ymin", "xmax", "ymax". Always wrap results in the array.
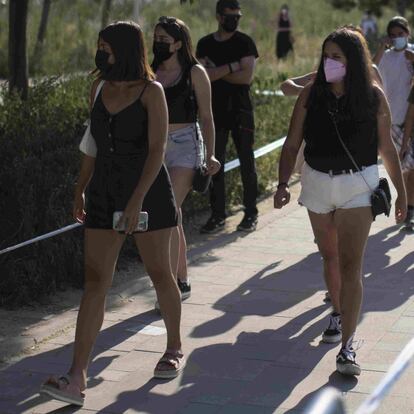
[{"xmin": 378, "ymin": 44, "xmax": 414, "ymax": 125}]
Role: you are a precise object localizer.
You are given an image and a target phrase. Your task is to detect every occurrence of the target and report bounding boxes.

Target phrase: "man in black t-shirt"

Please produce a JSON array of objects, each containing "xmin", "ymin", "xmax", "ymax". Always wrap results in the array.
[{"xmin": 197, "ymin": 0, "xmax": 259, "ymax": 233}]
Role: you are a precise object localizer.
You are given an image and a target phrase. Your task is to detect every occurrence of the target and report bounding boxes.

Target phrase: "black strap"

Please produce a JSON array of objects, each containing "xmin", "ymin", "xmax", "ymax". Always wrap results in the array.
[
  {"xmin": 328, "ymin": 109, "xmax": 373, "ymax": 192},
  {"xmin": 138, "ymin": 81, "xmax": 149, "ymax": 101}
]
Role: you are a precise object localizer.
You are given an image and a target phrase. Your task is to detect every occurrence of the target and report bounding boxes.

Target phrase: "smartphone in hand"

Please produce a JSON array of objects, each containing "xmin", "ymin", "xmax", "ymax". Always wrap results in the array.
[{"xmin": 112, "ymin": 211, "xmax": 148, "ymax": 233}]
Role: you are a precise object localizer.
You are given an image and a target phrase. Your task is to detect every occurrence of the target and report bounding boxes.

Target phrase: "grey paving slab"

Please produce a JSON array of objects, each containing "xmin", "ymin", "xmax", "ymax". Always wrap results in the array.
[
  {"xmin": 177, "ymin": 403, "xmax": 221, "ymax": 414},
  {"xmin": 216, "ymin": 404, "xmax": 282, "ymax": 413}
]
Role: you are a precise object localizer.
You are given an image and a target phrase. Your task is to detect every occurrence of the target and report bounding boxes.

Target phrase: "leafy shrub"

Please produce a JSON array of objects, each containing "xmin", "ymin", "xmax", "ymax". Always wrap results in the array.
[{"xmin": 0, "ymin": 75, "xmax": 90, "ymax": 307}]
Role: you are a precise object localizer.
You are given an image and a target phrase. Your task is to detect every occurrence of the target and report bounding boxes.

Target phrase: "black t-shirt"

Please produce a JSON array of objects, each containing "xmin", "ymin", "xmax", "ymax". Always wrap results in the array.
[
  {"xmin": 304, "ymin": 93, "xmax": 378, "ymax": 172},
  {"xmin": 196, "ymin": 31, "xmax": 258, "ymax": 124}
]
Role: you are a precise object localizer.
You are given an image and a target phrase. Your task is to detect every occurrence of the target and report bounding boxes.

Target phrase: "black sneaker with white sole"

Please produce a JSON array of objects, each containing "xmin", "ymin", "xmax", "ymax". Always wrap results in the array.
[
  {"xmin": 154, "ymin": 280, "xmax": 191, "ymax": 311},
  {"xmin": 237, "ymin": 214, "xmax": 258, "ymax": 232},
  {"xmin": 177, "ymin": 279, "xmax": 191, "ymax": 300},
  {"xmin": 200, "ymin": 216, "xmax": 226, "ymax": 234},
  {"xmin": 336, "ymin": 347, "xmax": 361, "ymax": 376},
  {"xmin": 322, "ymin": 312, "xmax": 342, "ymax": 343}
]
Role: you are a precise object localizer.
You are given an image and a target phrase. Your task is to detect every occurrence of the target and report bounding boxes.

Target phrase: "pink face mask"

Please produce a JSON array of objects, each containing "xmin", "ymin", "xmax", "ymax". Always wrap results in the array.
[{"xmin": 324, "ymin": 57, "xmax": 346, "ymax": 83}]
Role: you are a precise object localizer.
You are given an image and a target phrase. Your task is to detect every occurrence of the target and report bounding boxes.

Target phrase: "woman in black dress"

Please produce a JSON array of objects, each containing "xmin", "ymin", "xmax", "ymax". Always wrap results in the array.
[
  {"xmin": 41, "ymin": 21, "xmax": 184, "ymax": 407},
  {"xmin": 276, "ymin": 4, "xmax": 293, "ymax": 59}
]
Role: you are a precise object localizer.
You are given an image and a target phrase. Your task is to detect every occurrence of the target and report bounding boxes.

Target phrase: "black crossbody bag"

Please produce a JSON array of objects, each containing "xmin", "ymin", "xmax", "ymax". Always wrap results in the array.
[
  {"xmin": 188, "ymin": 67, "xmax": 211, "ymax": 194},
  {"xmin": 328, "ymin": 110, "xmax": 391, "ymax": 221}
]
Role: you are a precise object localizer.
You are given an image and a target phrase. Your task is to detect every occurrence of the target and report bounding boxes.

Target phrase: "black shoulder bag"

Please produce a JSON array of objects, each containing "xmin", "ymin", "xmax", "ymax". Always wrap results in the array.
[
  {"xmin": 189, "ymin": 67, "xmax": 212, "ymax": 194},
  {"xmin": 328, "ymin": 110, "xmax": 391, "ymax": 221}
]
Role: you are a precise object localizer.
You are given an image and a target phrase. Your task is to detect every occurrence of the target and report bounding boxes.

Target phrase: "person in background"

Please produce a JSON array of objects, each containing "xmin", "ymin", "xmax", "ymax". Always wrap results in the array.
[
  {"xmin": 197, "ymin": 0, "xmax": 259, "ymax": 233},
  {"xmin": 276, "ymin": 4, "xmax": 294, "ymax": 60},
  {"xmin": 374, "ymin": 16, "xmax": 414, "ymax": 229},
  {"xmin": 152, "ymin": 16, "xmax": 220, "ymax": 304},
  {"xmin": 360, "ymin": 10, "xmax": 378, "ymax": 52},
  {"xmin": 40, "ymin": 21, "xmax": 185, "ymax": 407},
  {"xmin": 275, "ymin": 27, "xmax": 406, "ymax": 376}
]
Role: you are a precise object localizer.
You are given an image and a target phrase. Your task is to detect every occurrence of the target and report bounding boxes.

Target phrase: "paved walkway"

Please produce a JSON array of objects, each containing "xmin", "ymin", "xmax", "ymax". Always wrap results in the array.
[{"xmin": 0, "ymin": 167, "xmax": 413, "ymax": 414}]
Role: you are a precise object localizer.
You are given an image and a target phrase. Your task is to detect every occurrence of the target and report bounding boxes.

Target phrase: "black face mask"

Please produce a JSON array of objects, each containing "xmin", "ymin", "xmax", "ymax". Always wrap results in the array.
[
  {"xmin": 95, "ymin": 49, "xmax": 112, "ymax": 73},
  {"xmin": 222, "ymin": 16, "xmax": 239, "ymax": 33},
  {"xmin": 153, "ymin": 41, "xmax": 174, "ymax": 63}
]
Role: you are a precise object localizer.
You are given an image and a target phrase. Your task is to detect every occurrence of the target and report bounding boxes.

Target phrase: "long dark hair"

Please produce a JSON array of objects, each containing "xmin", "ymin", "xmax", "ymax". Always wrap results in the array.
[
  {"xmin": 307, "ymin": 27, "xmax": 378, "ymax": 120},
  {"xmin": 98, "ymin": 21, "xmax": 155, "ymax": 81},
  {"xmin": 152, "ymin": 16, "xmax": 198, "ymax": 71}
]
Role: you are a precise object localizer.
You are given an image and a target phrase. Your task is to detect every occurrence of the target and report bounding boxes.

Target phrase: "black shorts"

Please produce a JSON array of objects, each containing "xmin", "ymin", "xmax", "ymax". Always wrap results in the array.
[{"xmin": 85, "ymin": 156, "xmax": 177, "ymax": 232}]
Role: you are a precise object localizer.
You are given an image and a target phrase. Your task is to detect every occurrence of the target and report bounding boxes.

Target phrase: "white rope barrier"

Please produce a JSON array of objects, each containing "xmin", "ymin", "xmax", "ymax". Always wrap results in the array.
[
  {"xmin": 254, "ymin": 89, "xmax": 285, "ymax": 97},
  {"xmin": 0, "ymin": 136, "xmax": 287, "ymax": 255},
  {"xmin": 224, "ymin": 136, "xmax": 286, "ymax": 172},
  {"xmin": 0, "ymin": 223, "xmax": 82, "ymax": 256}
]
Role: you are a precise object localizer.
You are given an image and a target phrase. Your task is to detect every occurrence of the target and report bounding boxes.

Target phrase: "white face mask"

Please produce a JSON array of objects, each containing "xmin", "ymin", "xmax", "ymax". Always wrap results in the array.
[{"xmin": 393, "ymin": 36, "xmax": 408, "ymax": 50}]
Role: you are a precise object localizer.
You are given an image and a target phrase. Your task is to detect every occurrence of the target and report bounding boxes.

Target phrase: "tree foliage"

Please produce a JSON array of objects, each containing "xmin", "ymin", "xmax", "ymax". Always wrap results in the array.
[{"xmin": 329, "ymin": 0, "xmax": 414, "ymax": 16}]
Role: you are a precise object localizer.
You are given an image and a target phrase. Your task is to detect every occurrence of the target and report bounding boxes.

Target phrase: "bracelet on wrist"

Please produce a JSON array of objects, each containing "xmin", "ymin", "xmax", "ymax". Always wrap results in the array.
[
  {"xmin": 277, "ymin": 182, "xmax": 289, "ymax": 189},
  {"xmin": 228, "ymin": 63, "xmax": 233, "ymax": 73}
]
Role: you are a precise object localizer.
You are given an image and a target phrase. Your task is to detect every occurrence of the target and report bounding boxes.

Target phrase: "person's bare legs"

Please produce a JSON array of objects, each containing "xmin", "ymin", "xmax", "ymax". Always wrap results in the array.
[
  {"xmin": 308, "ymin": 210, "xmax": 341, "ymax": 313},
  {"xmin": 168, "ymin": 167, "xmax": 194, "ymax": 282},
  {"xmin": 135, "ymin": 228, "xmax": 182, "ymax": 351},
  {"xmin": 334, "ymin": 207, "xmax": 372, "ymax": 347},
  {"xmin": 68, "ymin": 229, "xmax": 126, "ymax": 391}
]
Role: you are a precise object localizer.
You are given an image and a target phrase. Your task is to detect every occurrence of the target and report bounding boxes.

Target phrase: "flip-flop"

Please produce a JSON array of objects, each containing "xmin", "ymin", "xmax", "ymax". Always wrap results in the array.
[
  {"xmin": 153, "ymin": 350, "xmax": 186, "ymax": 379},
  {"xmin": 40, "ymin": 374, "xmax": 85, "ymax": 407}
]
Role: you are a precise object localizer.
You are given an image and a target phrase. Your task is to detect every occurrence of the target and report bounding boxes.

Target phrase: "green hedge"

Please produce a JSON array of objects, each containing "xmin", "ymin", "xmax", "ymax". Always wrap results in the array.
[
  {"xmin": 0, "ymin": 75, "xmax": 294, "ymax": 307},
  {"xmin": 0, "ymin": 76, "xmax": 90, "ymax": 306}
]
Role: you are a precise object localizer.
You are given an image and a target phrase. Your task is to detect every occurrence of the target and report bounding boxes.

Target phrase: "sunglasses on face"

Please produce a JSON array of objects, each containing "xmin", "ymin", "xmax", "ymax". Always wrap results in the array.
[{"xmin": 158, "ymin": 16, "xmax": 180, "ymax": 27}]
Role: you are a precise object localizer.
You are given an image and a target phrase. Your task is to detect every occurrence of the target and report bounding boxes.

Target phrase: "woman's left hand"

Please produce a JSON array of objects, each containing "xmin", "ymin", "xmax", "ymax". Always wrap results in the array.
[
  {"xmin": 395, "ymin": 196, "xmax": 407, "ymax": 224},
  {"xmin": 206, "ymin": 156, "xmax": 221, "ymax": 176},
  {"xmin": 118, "ymin": 199, "xmax": 143, "ymax": 235}
]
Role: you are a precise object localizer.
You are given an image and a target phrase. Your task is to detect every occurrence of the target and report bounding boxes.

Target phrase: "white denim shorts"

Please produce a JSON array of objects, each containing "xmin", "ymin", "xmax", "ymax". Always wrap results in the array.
[
  {"xmin": 165, "ymin": 124, "xmax": 203, "ymax": 169},
  {"xmin": 298, "ymin": 162, "xmax": 380, "ymax": 214}
]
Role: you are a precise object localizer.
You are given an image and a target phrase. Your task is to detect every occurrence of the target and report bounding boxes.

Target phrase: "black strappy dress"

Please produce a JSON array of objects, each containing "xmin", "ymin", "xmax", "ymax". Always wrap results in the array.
[{"xmin": 85, "ymin": 82, "xmax": 178, "ymax": 231}]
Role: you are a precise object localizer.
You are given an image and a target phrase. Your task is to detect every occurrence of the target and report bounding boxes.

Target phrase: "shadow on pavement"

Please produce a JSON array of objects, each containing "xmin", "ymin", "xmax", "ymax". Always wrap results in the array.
[{"xmin": 1, "ymin": 223, "xmax": 412, "ymax": 413}]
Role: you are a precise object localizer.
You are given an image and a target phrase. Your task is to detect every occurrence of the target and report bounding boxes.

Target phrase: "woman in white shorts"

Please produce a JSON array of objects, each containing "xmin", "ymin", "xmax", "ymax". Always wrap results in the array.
[
  {"xmin": 274, "ymin": 27, "xmax": 406, "ymax": 376},
  {"xmin": 152, "ymin": 16, "xmax": 220, "ymax": 302}
]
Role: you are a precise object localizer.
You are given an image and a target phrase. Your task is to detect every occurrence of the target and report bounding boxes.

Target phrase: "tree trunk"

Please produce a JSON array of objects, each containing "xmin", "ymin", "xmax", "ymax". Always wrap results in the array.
[
  {"xmin": 133, "ymin": 0, "xmax": 140, "ymax": 22},
  {"xmin": 8, "ymin": 0, "xmax": 29, "ymax": 100},
  {"xmin": 32, "ymin": 0, "xmax": 52, "ymax": 73},
  {"xmin": 101, "ymin": 0, "xmax": 112, "ymax": 29}
]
